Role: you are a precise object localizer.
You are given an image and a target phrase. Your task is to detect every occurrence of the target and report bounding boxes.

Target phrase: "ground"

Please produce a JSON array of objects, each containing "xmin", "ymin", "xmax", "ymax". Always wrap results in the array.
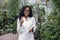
[{"xmin": 0, "ymin": 33, "xmax": 18, "ymax": 40}]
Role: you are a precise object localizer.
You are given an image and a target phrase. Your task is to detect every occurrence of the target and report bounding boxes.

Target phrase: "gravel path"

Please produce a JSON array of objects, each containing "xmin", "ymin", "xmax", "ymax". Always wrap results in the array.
[{"xmin": 0, "ymin": 33, "xmax": 18, "ymax": 40}]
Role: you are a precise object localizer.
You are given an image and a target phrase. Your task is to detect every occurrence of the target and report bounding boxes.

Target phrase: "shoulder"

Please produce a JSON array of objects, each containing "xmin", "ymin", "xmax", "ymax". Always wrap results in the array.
[
  {"xmin": 17, "ymin": 18, "xmax": 19, "ymax": 20},
  {"xmin": 32, "ymin": 16, "xmax": 35, "ymax": 19},
  {"xmin": 17, "ymin": 18, "xmax": 20, "ymax": 22},
  {"xmin": 30, "ymin": 16, "xmax": 35, "ymax": 20}
]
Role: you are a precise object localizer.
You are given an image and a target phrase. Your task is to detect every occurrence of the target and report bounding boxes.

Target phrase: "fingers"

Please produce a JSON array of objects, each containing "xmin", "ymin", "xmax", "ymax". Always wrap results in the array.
[{"xmin": 29, "ymin": 28, "xmax": 33, "ymax": 32}]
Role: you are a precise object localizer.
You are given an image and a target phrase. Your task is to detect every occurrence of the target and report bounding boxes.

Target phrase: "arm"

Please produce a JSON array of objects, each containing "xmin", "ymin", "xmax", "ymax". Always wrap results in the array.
[
  {"xmin": 17, "ymin": 18, "xmax": 22, "ymax": 33},
  {"xmin": 32, "ymin": 17, "xmax": 37, "ymax": 33},
  {"xmin": 29, "ymin": 17, "xmax": 37, "ymax": 33}
]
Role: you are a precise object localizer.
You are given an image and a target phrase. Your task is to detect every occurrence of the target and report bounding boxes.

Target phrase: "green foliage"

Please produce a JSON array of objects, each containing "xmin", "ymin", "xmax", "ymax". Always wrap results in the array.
[
  {"xmin": 0, "ymin": 0, "xmax": 19, "ymax": 35},
  {"xmin": 35, "ymin": 0, "xmax": 60, "ymax": 40},
  {"xmin": 0, "ymin": 0, "xmax": 60, "ymax": 40}
]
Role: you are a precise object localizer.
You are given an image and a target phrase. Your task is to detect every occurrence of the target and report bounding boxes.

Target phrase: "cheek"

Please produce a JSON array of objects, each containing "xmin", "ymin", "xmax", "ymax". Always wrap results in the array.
[
  {"xmin": 24, "ymin": 11, "xmax": 30, "ymax": 16},
  {"xmin": 24, "ymin": 13, "xmax": 29, "ymax": 16}
]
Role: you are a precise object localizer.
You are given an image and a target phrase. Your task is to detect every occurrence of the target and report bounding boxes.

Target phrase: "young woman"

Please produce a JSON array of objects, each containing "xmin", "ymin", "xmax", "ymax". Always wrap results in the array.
[{"xmin": 17, "ymin": 5, "xmax": 37, "ymax": 40}]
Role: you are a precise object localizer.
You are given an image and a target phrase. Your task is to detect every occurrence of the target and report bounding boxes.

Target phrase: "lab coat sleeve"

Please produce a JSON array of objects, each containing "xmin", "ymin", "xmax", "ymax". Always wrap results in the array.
[
  {"xmin": 17, "ymin": 18, "xmax": 22, "ymax": 33},
  {"xmin": 32, "ymin": 17, "xmax": 37, "ymax": 33}
]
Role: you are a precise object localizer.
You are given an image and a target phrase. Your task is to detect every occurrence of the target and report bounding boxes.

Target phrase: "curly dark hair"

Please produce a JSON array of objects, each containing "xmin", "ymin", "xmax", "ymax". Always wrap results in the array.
[{"xmin": 18, "ymin": 5, "xmax": 33, "ymax": 20}]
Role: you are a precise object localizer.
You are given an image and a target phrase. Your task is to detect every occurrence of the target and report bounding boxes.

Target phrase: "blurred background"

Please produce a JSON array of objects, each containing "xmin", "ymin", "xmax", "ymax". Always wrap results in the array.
[{"xmin": 0, "ymin": 0, "xmax": 60, "ymax": 40}]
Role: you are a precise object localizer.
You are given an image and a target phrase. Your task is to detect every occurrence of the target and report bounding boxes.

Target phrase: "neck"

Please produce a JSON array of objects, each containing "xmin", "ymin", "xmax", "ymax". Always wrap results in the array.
[{"xmin": 24, "ymin": 16, "xmax": 28, "ymax": 20}]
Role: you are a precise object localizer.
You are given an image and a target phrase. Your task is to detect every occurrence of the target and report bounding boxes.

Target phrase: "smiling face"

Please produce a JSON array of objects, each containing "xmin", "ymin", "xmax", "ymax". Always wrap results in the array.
[
  {"xmin": 24, "ymin": 7, "xmax": 30, "ymax": 17},
  {"xmin": 18, "ymin": 6, "xmax": 33, "ymax": 19}
]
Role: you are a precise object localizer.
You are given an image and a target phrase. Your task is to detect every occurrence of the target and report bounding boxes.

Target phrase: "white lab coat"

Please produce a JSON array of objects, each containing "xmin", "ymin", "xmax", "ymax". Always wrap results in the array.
[{"xmin": 17, "ymin": 17, "xmax": 37, "ymax": 40}]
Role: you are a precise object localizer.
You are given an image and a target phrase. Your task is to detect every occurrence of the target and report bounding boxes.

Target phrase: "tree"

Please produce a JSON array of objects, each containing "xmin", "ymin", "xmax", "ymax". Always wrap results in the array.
[
  {"xmin": 35, "ymin": 0, "xmax": 60, "ymax": 40},
  {"xmin": 0, "ymin": 0, "xmax": 19, "ymax": 35}
]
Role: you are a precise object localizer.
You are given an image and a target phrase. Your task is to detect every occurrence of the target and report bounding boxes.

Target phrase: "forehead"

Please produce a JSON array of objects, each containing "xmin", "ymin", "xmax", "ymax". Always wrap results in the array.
[{"xmin": 25, "ymin": 7, "xmax": 30, "ymax": 10}]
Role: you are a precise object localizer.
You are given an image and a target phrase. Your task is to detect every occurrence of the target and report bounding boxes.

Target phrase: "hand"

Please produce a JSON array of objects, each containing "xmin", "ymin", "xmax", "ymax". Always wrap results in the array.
[
  {"xmin": 29, "ymin": 28, "xmax": 33, "ymax": 32},
  {"xmin": 20, "ymin": 18, "xmax": 24, "ymax": 26}
]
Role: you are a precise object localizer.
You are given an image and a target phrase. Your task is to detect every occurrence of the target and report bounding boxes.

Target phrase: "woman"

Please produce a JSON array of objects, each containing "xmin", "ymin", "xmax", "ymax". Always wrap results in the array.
[{"xmin": 17, "ymin": 5, "xmax": 37, "ymax": 40}]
